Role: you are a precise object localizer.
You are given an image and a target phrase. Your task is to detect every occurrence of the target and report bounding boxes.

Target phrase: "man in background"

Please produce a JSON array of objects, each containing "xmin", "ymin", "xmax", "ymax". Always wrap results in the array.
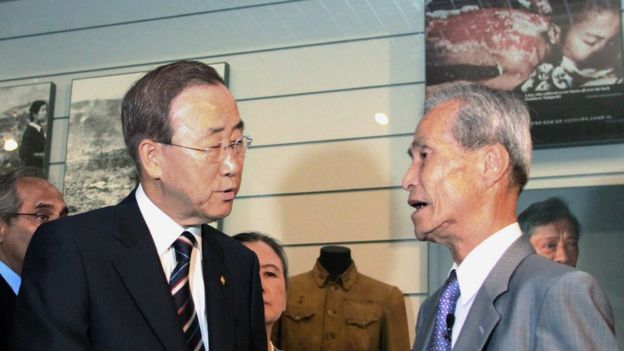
[
  {"xmin": 403, "ymin": 84, "xmax": 617, "ymax": 350},
  {"xmin": 12, "ymin": 61, "xmax": 266, "ymax": 350},
  {"xmin": 519, "ymin": 197, "xmax": 580, "ymax": 267},
  {"xmin": 0, "ymin": 167, "xmax": 66, "ymax": 350}
]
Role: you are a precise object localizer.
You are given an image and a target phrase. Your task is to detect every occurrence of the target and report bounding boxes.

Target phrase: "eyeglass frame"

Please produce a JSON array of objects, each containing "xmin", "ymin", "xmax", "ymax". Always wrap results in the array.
[
  {"xmin": 155, "ymin": 135, "xmax": 253, "ymax": 163},
  {"xmin": 2, "ymin": 212, "xmax": 60, "ymax": 224}
]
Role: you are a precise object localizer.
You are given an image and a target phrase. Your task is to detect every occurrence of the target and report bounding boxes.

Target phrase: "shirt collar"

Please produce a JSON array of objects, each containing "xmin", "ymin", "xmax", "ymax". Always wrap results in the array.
[
  {"xmin": 0, "ymin": 260, "xmax": 20, "ymax": 294},
  {"xmin": 28, "ymin": 122, "xmax": 42, "ymax": 133},
  {"xmin": 312, "ymin": 259, "xmax": 358, "ymax": 290},
  {"xmin": 454, "ymin": 222, "xmax": 521, "ymax": 306},
  {"xmin": 135, "ymin": 184, "xmax": 201, "ymax": 255}
]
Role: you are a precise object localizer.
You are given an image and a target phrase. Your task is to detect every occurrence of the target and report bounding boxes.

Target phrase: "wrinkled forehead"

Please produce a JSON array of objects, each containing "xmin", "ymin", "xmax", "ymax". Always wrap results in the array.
[
  {"xmin": 16, "ymin": 178, "xmax": 62, "ymax": 207},
  {"xmin": 414, "ymin": 100, "xmax": 461, "ymax": 141}
]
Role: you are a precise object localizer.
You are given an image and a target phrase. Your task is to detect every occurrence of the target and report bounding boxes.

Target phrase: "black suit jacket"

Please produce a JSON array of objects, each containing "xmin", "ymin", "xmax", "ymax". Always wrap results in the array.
[
  {"xmin": 0, "ymin": 276, "xmax": 15, "ymax": 351},
  {"xmin": 18, "ymin": 124, "xmax": 45, "ymax": 168},
  {"xmin": 11, "ymin": 192, "xmax": 266, "ymax": 351}
]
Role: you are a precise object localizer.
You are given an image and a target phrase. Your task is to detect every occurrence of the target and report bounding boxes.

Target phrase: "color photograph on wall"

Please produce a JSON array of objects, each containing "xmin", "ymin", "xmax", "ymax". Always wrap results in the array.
[
  {"xmin": 425, "ymin": 0, "xmax": 624, "ymax": 148},
  {"xmin": 65, "ymin": 62, "xmax": 227, "ymax": 214},
  {"xmin": 0, "ymin": 82, "xmax": 55, "ymax": 174}
]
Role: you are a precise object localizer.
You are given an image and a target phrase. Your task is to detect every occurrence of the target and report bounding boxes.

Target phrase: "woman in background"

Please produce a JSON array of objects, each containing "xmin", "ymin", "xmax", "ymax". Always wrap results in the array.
[{"xmin": 234, "ymin": 232, "xmax": 288, "ymax": 351}]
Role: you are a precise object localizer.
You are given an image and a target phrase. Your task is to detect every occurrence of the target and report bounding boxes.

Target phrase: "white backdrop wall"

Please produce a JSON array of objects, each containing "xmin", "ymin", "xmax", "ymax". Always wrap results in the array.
[{"xmin": 1, "ymin": 0, "xmax": 623, "ymax": 346}]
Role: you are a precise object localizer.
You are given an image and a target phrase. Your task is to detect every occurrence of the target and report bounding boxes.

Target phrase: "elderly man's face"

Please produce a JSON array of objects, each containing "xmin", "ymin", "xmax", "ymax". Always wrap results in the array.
[
  {"xmin": 402, "ymin": 100, "xmax": 484, "ymax": 243},
  {"xmin": 154, "ymin": 83, "xmax": 245, "ymax": 226},
  {"xmin": 529, "ymin": 218, "xmax": 579, "ymax": 267},
  {"xmin": 0, "ymin": 177, "xmax": 66, "ymax": 274}
]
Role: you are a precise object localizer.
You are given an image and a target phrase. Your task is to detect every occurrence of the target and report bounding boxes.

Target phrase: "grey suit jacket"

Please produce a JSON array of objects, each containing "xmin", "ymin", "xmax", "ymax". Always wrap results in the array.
[{"xmin": 413, "ymin": 236, "xmax": 619, "ymax": 350}]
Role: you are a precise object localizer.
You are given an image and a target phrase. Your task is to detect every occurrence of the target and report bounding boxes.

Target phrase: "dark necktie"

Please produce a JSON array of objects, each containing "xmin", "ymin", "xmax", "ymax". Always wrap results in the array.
[
  {"xmin": 428, "ymin": 269, "xmax": 460, "ymax": 351},
  {"xmin": 170, "ymin": 231, "xmax": 205, "ymax": 351}
]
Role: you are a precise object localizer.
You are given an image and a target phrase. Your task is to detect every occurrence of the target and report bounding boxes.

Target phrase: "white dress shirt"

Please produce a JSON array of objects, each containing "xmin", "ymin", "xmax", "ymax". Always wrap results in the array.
[
  {"xmin": 135, "ymin": 184, "xmax": 209, "ymax": 348},
  {"xmin": 450, "ymin": 222, "xmax": 522, "ymax": 347}
]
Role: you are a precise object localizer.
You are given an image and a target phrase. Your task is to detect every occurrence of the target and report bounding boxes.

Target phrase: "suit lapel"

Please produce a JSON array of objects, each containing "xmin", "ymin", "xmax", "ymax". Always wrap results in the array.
[
  {"xmin": 454, "ymin": 236, "xmax": 534, "ymax": 351},
  {"xmin": 111, "ymin": 194, "xmax": 188, "ymax": 351},
  {"xmin": 414, "ymin": 290, "xmax": 442, "ymax": 350},
  {"xmin": 202, "ymin": 224, "xmax": 235, "ymax": 351}
]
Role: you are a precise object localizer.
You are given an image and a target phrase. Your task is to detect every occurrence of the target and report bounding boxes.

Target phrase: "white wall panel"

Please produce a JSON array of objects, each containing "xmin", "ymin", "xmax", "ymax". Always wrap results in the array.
[
  {"xmin": 228, "ymin": 35, "xmax": 424, "ymax": 99},
  {"xmin": 284, "ymin": 241, "xmax": 427, "ymax": 294},
  {"xmin": 0, "ymin": 0, "xmax": 278, "ymax": 38},
  {"xmin": 225, "ymin": 188, "xmax": 415, "ymax": 244},
  {"xmin": 48, "ymin": 118, "xmax": 68, "ymax": 164},
  {"xmin": 0, "ymin": 1, "xmax": 422, "ymax": 81},
  {"xmin": 47, "ymin": 164, "xmax": 65, "ymax": 189},
  {"xmin": 240, "ymin": 84, "xmax": 422, "ymax": 145},
  {"xmin": 239, "ymin": 136, "xmax": 412, "ymax": 196}
]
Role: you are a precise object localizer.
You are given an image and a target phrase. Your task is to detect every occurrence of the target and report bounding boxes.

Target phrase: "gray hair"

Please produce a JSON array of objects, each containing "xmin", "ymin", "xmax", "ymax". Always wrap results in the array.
[
  {"xmin": 0, "ymin": 167, "xmax": 46, "ymax": 223},
  {"xmin": 425, "ymin": 84, "xmax": 532, "ymax": 192}
]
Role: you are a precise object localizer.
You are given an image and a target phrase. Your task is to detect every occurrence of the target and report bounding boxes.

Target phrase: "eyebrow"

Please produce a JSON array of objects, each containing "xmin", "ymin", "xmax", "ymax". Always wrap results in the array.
[
  {"xmin": 35, "ymin": 203, "xmax": 69, "ymax": 216},
  {"xmin": 407, "ymin": 139, "xmax": 424, "ymax": 158},
  {"xmin": 261, "ymin": 263, "xmax": 282, "ymax": 272},
  {"xmin": 208, "ymin": 120, "xmax": 245, "ymax": 135}
]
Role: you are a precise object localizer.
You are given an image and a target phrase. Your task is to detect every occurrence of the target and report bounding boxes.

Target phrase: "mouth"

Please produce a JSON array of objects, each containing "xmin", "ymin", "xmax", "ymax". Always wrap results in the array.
[
  {"xmin": 220, "ymin": 187, "xmax": 237, "ymax": 201},
  {"xmin": 408, "ymin": 200, "xmax": 428, "ymax": 212}
]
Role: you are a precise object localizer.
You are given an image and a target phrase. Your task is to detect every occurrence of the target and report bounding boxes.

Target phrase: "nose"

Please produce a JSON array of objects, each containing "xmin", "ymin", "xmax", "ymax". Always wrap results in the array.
[
  {"xmin": 220, "ymin": 150, "xmax": 241, "ymax": 175},
  {"xmin": 553, "ymin": 242, "xmax": 570, "ymax": 266},
  {"xmin": 402, "ymin": 161, "xmax": 419, "ymax": 191}
]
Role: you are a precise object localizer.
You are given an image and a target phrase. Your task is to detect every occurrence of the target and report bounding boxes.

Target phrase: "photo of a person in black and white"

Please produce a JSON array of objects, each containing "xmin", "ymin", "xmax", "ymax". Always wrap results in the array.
[{"xmin": 18, "ymin": 100, "xmax": 47, "ymax": 169}]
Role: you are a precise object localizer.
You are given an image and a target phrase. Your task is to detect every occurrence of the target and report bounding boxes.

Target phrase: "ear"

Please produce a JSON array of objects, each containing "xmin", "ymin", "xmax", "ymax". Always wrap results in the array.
[
  {"xmin": 137, "ymin": 139, "xmax": 163, "ymax": 180},
  {"xmin": 481, "ymin": 143, "xmax": 510, "ymax": 188},
  {"xmin": 0, "ymin": 220, "xmax": 7, "ymax": 243}
]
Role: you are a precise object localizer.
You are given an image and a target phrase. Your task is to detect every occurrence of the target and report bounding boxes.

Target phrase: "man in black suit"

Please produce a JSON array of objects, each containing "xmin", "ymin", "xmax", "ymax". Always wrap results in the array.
[
  {"xmin": 12, "ymin": 61, "xmax": 267, "ymax": 350},
  {"xmin": 0, "ymin": 167, "xmax": 66, "ymax": 350}
]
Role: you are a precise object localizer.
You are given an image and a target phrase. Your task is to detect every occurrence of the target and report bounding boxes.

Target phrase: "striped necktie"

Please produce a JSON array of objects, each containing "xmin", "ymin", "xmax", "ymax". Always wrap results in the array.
[
  {"xmin": 428, "ymin": 269, "xmax": 460, "ymax": 351},
  {"xmin": 170, "ymin": 231, "xmax": 205, "ymax": 351}
]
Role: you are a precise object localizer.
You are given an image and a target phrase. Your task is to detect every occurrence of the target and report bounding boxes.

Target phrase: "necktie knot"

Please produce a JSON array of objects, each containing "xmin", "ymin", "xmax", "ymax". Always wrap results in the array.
[{"xmin": 172, "ymin": 231, "xmax": 196, "ymax": 263}]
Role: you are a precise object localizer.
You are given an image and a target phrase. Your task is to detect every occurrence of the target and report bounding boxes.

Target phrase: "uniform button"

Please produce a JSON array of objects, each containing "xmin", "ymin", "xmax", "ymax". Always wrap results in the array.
[
  {"xmin": 329, "ymin": 286, "xmax": 336, "ymax": 292},
  {"xmin": 327, "ymin": 310, "xmax": 335, "ymax": 316},
  {"xmin": 326, "ymin": 332, "xmax": 335, "ymax": 340}
]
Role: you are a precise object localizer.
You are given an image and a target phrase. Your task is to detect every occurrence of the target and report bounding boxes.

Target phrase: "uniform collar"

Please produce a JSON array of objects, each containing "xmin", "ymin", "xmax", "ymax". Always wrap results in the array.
[{"xmin": 312, "ymin": 259, "xmax": 358, "ymax": 290}]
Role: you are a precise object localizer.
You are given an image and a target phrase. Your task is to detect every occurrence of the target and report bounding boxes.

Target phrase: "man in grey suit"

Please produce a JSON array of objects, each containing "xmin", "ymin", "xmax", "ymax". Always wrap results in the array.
[{"xmin": 403, "ymin": 84, "xmax": 619, "ymax": 350}]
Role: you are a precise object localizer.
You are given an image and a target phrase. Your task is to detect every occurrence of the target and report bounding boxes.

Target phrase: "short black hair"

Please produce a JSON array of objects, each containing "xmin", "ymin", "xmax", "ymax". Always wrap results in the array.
[
  {"xmin": 28, "ymin": 100, "xmax": 47, "ymax": 121},
  {"xmin": 121, "ymin": 60, "xmax": 226, "ymax": 169},
  {"xmin": 233, "ymin": 231, "xmax": 288, "ymax": 284},
  {"xmin": 518, "ymin": 197, "xmax": 581, "ymax": 239}
]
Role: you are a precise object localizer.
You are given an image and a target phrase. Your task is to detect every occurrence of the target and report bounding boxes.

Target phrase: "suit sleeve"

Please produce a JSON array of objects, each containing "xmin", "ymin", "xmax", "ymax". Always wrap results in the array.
[
  {"xmin": 382, "ymin": 286, "xmax": 411, "ymax": 351},
  {"xmin": 534, "ymin": 270, "xmax": 619, "ymax": 350},
  {"xmin": 10, "ymin": 224, "xmax": 90, "ymax": 351}
]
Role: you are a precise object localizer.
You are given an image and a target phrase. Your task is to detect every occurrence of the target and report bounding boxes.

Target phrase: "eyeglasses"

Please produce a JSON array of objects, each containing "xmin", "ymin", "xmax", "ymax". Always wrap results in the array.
[
  {"xmin": 156, "ymin": 135, "xmax": 252, "ymax": 163},
  {"xmin": 4, "ymin": 212, "xmax": 58, "ymax": 225}
]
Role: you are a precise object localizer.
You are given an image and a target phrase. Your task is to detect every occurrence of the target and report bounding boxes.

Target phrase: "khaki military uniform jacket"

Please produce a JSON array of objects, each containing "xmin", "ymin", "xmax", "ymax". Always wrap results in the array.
[{"xmin": 277, "ymin": 261, "xmax": 410, "ymax": 351}]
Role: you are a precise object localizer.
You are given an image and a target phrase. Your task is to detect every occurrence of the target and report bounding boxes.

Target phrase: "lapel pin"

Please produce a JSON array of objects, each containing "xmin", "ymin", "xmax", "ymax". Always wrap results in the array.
[{"xmin": 220, "ymin": 275, "xmax": 226, "ymax": 286}]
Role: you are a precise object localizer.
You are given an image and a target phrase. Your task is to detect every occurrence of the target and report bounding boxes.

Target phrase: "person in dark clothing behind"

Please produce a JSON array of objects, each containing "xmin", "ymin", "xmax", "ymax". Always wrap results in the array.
[{"xmin": 18, "ymin": 100, "xmax": 47, "ymax": 169}]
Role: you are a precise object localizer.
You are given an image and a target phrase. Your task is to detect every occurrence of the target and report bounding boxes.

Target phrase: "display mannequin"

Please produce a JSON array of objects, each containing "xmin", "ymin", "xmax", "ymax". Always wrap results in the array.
[
  {"xmin": 318, "ymin": 246, "xmax": 352, "ymax": 281},
  {"xmin": 277, "ymin": 246, "xmax": 410, "ymax": 351}
]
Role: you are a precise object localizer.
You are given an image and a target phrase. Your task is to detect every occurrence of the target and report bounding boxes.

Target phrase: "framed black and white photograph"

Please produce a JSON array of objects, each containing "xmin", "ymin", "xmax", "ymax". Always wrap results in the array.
[
  {"xmin": 0, "ymin": 82, "xmax": 55, "ymax": 174},
  {"xmin": 64, "ymin": 62, "xmax": 227, "ymax": 214},
  {"xmin": 425, "ymin": 0, "xmax": 624, "ymax": 148}
]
